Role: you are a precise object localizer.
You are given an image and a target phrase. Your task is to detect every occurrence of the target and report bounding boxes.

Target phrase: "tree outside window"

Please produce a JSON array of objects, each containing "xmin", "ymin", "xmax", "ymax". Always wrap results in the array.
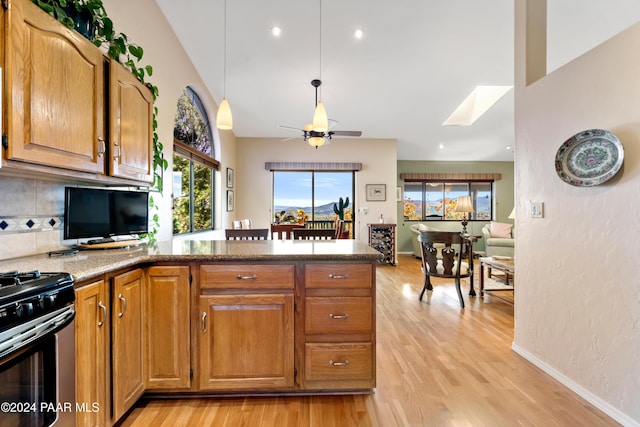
[{"xmin": 172, "ymin": 87, "xmax": 217, "ymax": 235}]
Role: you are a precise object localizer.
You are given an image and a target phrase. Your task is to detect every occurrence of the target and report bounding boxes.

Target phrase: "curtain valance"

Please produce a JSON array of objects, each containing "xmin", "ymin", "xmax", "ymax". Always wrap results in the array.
[
  {"xmin": 265, "ymin": 162, "xmax": 363, "ymax": 171},
  {"xmin": 400, "ymin": 172, "xmax": 501, "ymax": 181}
]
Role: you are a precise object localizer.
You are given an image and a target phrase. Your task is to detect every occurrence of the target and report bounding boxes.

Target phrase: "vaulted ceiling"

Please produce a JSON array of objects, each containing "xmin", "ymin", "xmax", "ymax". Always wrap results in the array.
[{"xmin": 154, "ymin": 0, "xmax": 639, "ymax": 162}]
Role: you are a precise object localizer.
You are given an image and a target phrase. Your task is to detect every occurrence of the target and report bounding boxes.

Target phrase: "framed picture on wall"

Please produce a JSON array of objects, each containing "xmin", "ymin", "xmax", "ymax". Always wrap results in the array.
[
  {"xmin": 226, "ymin": 190, "xmax": 234, "ymax": 211},
  {"xmin": 366, "ymin": 184, "xmax": 386, "ymax": 201},
  {"xmin": 226, "ymin": 168, "xmax": 234, "ymax": 188}
]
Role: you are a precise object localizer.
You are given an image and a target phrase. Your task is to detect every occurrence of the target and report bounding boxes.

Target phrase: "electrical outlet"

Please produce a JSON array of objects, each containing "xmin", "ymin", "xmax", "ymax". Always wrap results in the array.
[{"xmin": 530, "ymin": 201, "xmax": 544, "ymax": 218}]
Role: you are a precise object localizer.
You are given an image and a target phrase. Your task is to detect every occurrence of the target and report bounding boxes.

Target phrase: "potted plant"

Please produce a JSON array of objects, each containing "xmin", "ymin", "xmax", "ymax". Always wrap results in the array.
[{"xmin": 333, "ymin": 197, "xmax": 351, "ymax": 238}]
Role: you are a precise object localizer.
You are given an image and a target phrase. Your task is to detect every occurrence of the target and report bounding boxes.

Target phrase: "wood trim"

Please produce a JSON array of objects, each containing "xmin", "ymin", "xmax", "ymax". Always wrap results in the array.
[{"xmin": 174, "ymin": 140, "xmax": 220, "ymax": 170}]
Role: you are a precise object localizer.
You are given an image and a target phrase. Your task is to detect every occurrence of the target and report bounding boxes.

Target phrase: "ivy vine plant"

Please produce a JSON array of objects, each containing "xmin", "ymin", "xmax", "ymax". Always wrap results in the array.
[{"xmin": 32, "ymin": 0, "xmax": 169, "ymax": 240}]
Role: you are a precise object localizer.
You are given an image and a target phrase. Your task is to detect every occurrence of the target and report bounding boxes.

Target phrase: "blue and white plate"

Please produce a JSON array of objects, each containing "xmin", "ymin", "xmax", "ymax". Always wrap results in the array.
[{"xmin": 555, "ymin": 129, "xmax": 624, "ymax": 187}]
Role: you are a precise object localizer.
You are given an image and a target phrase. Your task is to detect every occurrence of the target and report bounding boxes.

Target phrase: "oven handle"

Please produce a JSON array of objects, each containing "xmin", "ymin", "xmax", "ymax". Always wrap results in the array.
[{"xmin": 0, "ymin": 306, "xmax": 75, "ymax": 360}]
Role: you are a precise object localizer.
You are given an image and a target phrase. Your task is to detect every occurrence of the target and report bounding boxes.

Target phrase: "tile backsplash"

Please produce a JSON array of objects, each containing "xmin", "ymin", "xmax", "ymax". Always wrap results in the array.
[{"xmin": 0, "ymin": 176, "xmax": 68, "ymax": 260}]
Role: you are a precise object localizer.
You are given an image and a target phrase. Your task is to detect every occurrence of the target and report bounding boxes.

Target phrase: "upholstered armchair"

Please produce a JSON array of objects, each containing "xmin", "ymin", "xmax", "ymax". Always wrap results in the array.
[{"xmin": 481, "ymin": 222, "xmax": 514, "ymax": 258}]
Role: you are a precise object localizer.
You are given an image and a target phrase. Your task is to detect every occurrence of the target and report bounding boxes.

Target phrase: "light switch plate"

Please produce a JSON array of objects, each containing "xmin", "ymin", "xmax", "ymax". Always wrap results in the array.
[{"xmin": 530, "ymin": 201, "xmax": 544, "ymax": 218}]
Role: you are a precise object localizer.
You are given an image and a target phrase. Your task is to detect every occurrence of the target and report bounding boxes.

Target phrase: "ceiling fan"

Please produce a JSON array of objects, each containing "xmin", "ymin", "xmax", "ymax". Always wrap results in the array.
[{"xmin": 277, "ymin": 79, "xmax": 362, "ymax": 147}]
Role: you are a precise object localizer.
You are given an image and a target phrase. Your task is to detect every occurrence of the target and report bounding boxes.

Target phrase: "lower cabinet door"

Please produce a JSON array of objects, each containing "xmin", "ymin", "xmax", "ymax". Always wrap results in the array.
[
  {"xmin": 112, "ymin": 269, "xmax": 145, "ymax": 422},
  {"xmin": 75, "ymin": 279, "xmax": 108, "ymax": 427},
  {"xmin": 198, "ymin": 293, "xmax": 294, "ymax": 390}
]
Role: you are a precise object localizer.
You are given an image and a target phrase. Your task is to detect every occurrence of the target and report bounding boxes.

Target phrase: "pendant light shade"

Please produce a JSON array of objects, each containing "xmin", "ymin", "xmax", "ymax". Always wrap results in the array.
[
  {"xmin": 312, "ymin": 101, "xmax": 328, "ymax": 133},
  {"xmin": 216, "ymin": 98, "xmax": 233, "ymax": 130},
  {"xmin": 216, "ymin": 0, "xmax": 233, "ymax": 130},
  {"xmin": 308, "ymin": 136, "xmax": 325, "ymax": 148}
]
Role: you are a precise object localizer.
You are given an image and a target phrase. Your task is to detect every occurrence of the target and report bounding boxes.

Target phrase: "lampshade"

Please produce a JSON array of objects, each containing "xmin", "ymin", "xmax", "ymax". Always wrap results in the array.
[
  {"xmin": 455, "ymin": 196, "xmax": 475, "ymax": 213},
  {"xmin": 216, "ymin": 98, "xmax": 233, "ymax": 130},
  {"xmin": 312, "ymin": 101, "xmax": 328, "ymax": 132},
  {"xmin": 508, "ymin": 207, "xmax": 515, "ymax": 220},
  {"xmin": 308, "ymin": 136, "xmax": 325, "ymax": 148}
]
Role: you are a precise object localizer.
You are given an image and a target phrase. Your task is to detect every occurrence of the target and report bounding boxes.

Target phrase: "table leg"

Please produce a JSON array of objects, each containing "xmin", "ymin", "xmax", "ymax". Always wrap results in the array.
[
  {"xmin": 480, "ymin": 263, "xmax": 485, "ymax": 297},
  {"xmin": 467, "ymin": 242, "xmax": 476, "ymax": 297}
]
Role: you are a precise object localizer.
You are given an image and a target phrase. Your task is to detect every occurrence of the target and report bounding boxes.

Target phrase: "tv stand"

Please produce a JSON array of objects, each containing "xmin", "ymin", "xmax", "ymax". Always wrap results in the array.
[{"xmin": 77, "ymin": 237, "xmax": 143, "ymax": 250}]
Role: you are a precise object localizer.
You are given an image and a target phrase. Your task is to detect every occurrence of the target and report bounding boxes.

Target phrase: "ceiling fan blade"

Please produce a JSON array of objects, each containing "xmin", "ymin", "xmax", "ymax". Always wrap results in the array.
[
  {"xmin": 280, "ymin": 136, "xmax": 302, "ymax": 142},
  {"xmin": 276, "ymin": 125, "xmax": 305, "ymax": 132},
  {"xmin": 328, "ymin": 119, "xmax": 339, "ymax": 129},
  {"xmin": 329, "ymin": 130, "xmax": 362, "ymax": 137}
]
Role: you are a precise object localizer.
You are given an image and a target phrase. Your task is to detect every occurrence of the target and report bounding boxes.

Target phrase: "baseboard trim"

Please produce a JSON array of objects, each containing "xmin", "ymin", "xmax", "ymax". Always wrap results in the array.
[{"xmin": 511, "ymin": 343, "xmax": 639, "ymax": 427}]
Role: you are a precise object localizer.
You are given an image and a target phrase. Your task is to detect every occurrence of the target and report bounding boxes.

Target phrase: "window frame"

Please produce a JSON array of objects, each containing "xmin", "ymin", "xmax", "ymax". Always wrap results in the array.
[
  {"xmin": 272, "ymin": 169, "xmax": 356, "ymax": 237},
  {"xmin": 172, "ymin": 87, "xmax": 219, "ymax": 235},
  {"xmin": 402, "ymin": 179, "xmax": 494, "ymax": 222}
]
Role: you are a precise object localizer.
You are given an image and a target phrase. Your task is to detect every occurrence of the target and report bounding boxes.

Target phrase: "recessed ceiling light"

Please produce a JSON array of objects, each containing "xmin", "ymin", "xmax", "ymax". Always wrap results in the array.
[
  {"xmin": 439, "ymin": 143, "xmax": 444, "ymax": 149},
  {"xmin": 354, "ymin": 28, "xmax": 364, "ymax": 39},
  {"xmin": 506, "ymin": 145, "xmax": 513, "ymax": 150},
  {"xmin": 271, "ymin": 26, "xmax": 282, "ymax": 37},
  {"xmin": 443, "ymin": 85, "xmax": 512, "ymax": 126}
]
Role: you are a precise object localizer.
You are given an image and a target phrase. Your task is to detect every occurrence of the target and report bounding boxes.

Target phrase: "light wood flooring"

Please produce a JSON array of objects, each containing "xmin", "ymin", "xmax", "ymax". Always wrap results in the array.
[{"xmin": 120, "ymin": 254, "xmax": 618, "ymax": 427}]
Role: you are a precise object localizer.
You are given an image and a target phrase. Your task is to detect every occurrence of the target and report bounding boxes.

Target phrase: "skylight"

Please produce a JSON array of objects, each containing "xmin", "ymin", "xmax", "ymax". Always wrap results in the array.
[{"xmin": 443, "ymin": 85, "xmax": 512, "ymax": 126}]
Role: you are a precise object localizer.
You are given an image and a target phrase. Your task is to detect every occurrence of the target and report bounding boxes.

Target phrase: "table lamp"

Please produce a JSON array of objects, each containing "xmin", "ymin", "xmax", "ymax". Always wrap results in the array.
[{"xmin": 455, "ymin": 196, "xmax": 475, "ymax": 236}]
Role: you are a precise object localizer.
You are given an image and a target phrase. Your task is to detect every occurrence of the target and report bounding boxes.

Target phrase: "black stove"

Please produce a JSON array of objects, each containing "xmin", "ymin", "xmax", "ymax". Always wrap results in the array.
[{"xmin": 0, "ymin": 270, "xmax": 75, "ymax": 337}]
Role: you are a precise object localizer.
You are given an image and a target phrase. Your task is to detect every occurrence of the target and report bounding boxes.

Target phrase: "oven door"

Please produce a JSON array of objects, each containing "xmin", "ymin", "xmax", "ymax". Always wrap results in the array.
[{"xmin": 0, "ymin": 311, "xmax": 75, "ymax": 427}]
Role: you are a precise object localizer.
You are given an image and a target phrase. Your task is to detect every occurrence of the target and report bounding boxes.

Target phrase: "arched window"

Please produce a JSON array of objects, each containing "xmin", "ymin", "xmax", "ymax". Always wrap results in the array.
[{"xmin": 172, "ymin": 87, "xmax": 219, "ymax": 234}]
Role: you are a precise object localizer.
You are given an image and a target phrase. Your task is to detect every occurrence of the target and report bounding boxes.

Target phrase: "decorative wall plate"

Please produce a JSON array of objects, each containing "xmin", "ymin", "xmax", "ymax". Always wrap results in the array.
[{"xmin": 555, "ymin": 129, "xmax": 624, "ymax": 187}]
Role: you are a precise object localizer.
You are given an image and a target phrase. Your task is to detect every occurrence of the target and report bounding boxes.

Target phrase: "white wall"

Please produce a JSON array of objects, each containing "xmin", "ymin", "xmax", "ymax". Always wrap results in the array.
[
  {"xmin": 514, "ymin": 3, "xmax": 640, "ymax": 425},
  {"xmin": 103, "ymin": 0, "xmax": 237, "ymax": 239},
  {"xmin": 235, "ymin": 137, "xmax": 397, "ymax": 242}
]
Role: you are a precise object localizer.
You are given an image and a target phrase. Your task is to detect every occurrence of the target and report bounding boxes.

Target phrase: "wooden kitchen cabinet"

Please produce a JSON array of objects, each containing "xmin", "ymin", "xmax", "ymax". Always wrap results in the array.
[
  {"xmin": 145, "ymin": 266, "xmax": 191, "ymax": 389},
  {"xmin": 2, "ymin": 0, "xmax": 153, "ymax": 185},
  {"xmin": 3, "ymin": 0, "xmax": 106, "ymax": 174},
  {"xmin": 109, "ymin": 59, "xmax": 154, "ymax": 183},
  {"xmin": 197, "ymin": 264, "xmax": 295, "ymax": 391},
  {"xmin": 111, "ymin": 268, "xmax": 145, "ymax": 422},
  {"xmin": 75, "ymin": 279, "xmax": 109, "ymax": 427},
  {"xmin": 301, "ymin": 263, "xmax": 376, "ymax": 390}
]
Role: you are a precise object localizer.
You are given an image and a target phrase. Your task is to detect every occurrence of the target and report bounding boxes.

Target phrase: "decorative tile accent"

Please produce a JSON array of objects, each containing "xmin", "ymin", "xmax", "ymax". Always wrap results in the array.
[{"xmin": 0, "ymin": 215, "xmax": 62, "ymax": 234}]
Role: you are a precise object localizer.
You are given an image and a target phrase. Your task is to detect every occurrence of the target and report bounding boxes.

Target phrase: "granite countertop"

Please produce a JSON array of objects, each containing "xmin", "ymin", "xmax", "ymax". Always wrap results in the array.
[{"xmin": 0, "ymin": 239, "xmax": 383, "ymax": 283}]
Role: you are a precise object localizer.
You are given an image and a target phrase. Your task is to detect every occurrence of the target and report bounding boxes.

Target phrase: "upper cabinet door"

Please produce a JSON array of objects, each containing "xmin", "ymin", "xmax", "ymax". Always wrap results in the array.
[
  {"xmin": 109, "ymin": 59, "xmax": 153, "ymax": 183},
  {"xmin": 4, "ymin": 0, "xmax": 106, "ymax": 173}
]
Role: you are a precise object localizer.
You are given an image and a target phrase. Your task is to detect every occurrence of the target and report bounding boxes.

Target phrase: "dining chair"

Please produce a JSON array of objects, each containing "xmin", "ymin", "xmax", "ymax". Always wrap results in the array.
[
  {"xmin": 232, "ymin": 220, "xmax": 243, "ymax": 229},
  {"xmin": 225, "ymin": 228, "xmax": 269, "ymax": 240},
  {"xmin": 418, "ymin": 230, "xmax": 471, "ymax": 308},
  {"xmin": 292, "ymin": 228, "xmax": 336, "ymax": 240},
  {"xmin": 270, "ymin": 223, "xmax": 305, "ymax": 240}
]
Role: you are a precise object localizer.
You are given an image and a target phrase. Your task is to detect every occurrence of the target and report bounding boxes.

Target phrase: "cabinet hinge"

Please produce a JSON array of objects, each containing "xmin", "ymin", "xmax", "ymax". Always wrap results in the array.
[
  {"xmin": 2, "ymin": 135, "xmax": 7, "ymax": 150},
  {"xmin": 1, "ymin": 0, "xmax": 7, "ymax": 11},
  {"xmin": 190, "ymin": 368, "xmax": 193, "ymax": 379},
  {"xmin": 294, "ymin": 368, "xmax": 297, "ymax": 379},
  {"xmin": 189, "ymin": 273, "xmax": 193, "ymax": 285}
]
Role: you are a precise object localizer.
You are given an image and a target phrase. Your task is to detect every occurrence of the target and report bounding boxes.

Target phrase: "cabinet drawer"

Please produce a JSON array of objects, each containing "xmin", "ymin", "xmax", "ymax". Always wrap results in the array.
[
  {"xmin": 305, "ymin": 264, "xmax": 372, "ymax": 289},
  {"xmin": 200, "ymin": 264, "xmax": 294, "ymax": 289},
  {"xmin": 305, "ymin": 297, "xmax": 371, "ymax": 334},
  {"xmin": 304, "ymin": 343, "xmax": 373, "ymax": 381}
]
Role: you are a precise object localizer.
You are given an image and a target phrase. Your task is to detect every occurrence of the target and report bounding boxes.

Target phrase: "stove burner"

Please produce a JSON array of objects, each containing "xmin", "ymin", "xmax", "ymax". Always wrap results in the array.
[{"xmin": 0, "ymin": 270, "xmax": 44, "ymax": 288}]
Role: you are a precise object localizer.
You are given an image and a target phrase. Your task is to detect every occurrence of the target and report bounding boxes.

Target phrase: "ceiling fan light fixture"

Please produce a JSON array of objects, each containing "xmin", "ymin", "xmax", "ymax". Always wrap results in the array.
[
  {"xmin": 312, "ymin": 101, "xmax": 328, "ymax": 132},
  {"xmin": 216, "ymin": 98, "xmax": 233, "ymax": 130},
  {"xmin": 308, "ymin": 136, "xmax": 325, "ymax": 148}
]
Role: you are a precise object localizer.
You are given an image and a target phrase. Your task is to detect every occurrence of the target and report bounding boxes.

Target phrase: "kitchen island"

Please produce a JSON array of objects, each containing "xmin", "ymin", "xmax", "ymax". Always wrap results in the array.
[{"xmin": 0, "ymin": 239, "xmax": 382, "ymax": 426}]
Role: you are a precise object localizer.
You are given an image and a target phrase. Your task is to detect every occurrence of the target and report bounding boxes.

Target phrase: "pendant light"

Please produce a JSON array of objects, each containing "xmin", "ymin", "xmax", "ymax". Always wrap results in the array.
[
  {"xmin": 216, "ymin": 0, "xmax": 233, "ymax": 130},
  {"xmin": 311, "ymin": 0, "xmax": 328, "ymax": 135}
]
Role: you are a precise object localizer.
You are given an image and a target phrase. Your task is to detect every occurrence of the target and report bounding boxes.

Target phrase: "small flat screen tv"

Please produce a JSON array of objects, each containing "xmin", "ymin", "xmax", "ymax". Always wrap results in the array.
[{"xmin": 64, "ymin": 187, "xmax": 149, "ymax": 240}]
